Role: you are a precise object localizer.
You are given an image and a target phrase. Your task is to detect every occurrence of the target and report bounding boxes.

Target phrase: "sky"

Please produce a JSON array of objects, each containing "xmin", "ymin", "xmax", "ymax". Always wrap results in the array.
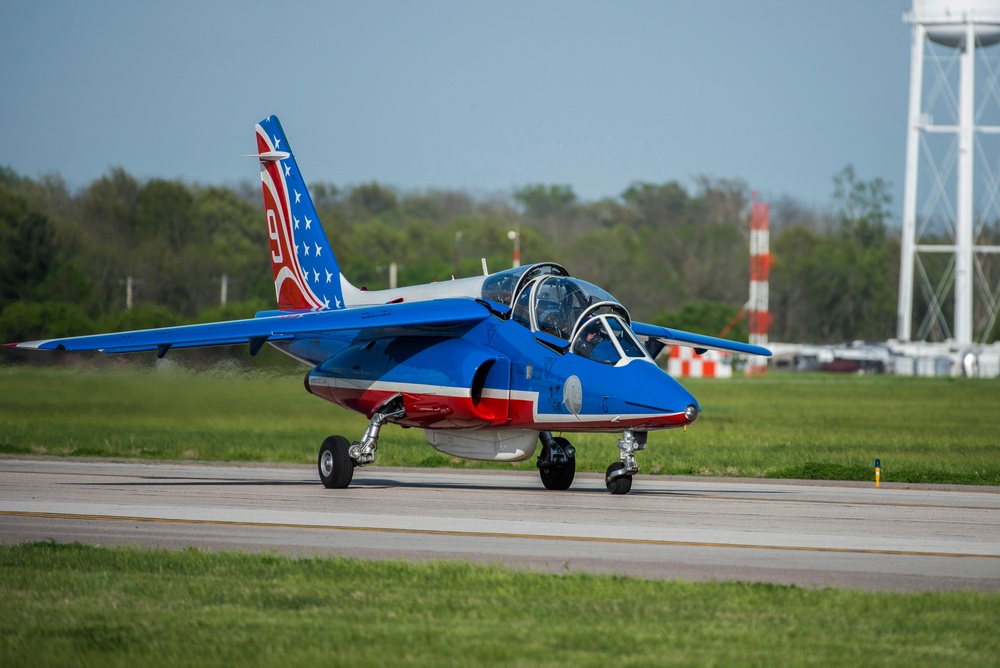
[{"xmin": 1, "ymin": 1, "xmax": 915, "ymax": 217}]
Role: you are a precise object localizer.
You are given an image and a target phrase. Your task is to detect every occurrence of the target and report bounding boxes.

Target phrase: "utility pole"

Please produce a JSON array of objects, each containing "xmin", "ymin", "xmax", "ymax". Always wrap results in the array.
[{"xmin": 507, "ymin": 230, "xmax": 521, "ymax": 268}]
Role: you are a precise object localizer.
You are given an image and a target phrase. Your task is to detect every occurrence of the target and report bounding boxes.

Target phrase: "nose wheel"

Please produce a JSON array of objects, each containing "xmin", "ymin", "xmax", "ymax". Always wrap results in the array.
[
  {"xmin": 605, "ymin": 430, "xmax": 645, "ymax": 494},
  {"xmin": 605, "ymin": 462, "xmax": 633, "ymax": 494}
]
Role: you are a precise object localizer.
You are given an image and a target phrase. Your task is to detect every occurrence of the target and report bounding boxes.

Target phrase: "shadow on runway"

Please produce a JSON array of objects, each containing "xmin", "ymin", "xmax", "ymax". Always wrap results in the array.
[
  {"xmin": 72, "ymin": 478, "xmax": 316, "ymax": 487},
  {"xmin": 350, "ymin": 476, "xmax": 789, "ymax": 498},
  {"xmin": 67, "ymin": 473, "xmax": 793, "ymax": 498}
]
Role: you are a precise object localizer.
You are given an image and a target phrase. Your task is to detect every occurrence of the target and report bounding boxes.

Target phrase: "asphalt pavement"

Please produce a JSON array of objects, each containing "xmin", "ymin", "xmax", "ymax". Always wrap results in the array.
[{"xmin": 2, "ymin": 457, "xmax": 998, "ymax": 591}]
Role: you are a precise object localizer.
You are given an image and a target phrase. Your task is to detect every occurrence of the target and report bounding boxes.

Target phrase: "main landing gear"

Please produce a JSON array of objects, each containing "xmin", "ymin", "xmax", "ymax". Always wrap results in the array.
[
  {"xmin": 318, "ymin": 395, "xmax": 405, "ymax": 489},
  {"xmin": 537, "ymin": 431, "xmax": 576, "ymax": 490},
  {"xmin": 536, "ymin": 429, "xmax": 646, "ymax": 494},
  {"xmin": 605, "ymin": 429, "xmax": 646, "ymax": 495}
]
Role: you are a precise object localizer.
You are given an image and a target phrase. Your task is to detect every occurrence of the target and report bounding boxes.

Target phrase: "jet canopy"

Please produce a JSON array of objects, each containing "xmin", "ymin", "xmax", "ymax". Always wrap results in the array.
[
  {"xmin": 481, "ymin": 263, "xmax": 648, "ymax": 365},
  {"xmin": 480, "ymin": 262, "xmax": 569, "ymax": 308}
]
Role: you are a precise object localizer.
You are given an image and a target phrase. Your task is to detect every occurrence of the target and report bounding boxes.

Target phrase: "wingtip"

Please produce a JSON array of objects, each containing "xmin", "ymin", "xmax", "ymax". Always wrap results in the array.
[{"xmin": 4, "ymin": 340, "xmax": 51, "ymax": 350}]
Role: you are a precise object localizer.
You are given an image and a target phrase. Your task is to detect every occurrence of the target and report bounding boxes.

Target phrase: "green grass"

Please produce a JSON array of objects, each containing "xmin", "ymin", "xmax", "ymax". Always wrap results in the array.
[
  {"xmin": 1, "ymin": 363, "xmax": 998, "ymax": 484},
  {"xmin": 1, "ymin": 542, "xmax": 998, "ymax": 667}
]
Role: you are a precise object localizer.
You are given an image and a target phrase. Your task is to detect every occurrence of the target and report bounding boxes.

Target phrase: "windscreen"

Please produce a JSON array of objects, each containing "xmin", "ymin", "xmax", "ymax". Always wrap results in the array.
[
  {"xmin": 570, "ymin": 315, "xmax": 649, "ymax": 364},
  {"xmin": 607, "ymin": 317, "xmax": 646, "ymax": 358},
  {"xmin": 571, "ymin": 318, "xmax": 620, "ymax": 365}
]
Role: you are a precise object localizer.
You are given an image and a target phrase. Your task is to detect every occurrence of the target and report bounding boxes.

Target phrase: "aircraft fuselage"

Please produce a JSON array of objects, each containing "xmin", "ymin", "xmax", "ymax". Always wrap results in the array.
[{"xmin": 297, "ymin": 313, "xmax": 698, "ymax": 434}]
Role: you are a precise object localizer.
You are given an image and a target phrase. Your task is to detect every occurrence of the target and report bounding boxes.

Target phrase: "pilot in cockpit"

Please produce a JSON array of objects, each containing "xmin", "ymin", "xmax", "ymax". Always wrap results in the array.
[
  {"xmin": 573, "ymin": 318, "xmax": 606, "ymax": 359},
  {"xmin": 539, "ymin": 310, "xmax": 566, "ymax": 338}
]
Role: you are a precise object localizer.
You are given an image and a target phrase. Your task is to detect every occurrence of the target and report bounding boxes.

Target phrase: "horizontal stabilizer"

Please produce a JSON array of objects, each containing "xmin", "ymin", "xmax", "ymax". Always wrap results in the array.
[
  {"xmin": 631, "ymin": 321, "xmax": 772, "ymax": 357},
  {"xmin": 11, "ymin": 299, "xmax": 494, "ymax": 355},
  {"xmin": 243, "ymin": 151, "xmax": 291, "ymax": 162}
]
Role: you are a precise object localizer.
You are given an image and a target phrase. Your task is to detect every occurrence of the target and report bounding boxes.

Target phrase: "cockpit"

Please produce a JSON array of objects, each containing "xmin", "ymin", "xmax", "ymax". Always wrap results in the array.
[{"xmin": 480, "ymin": 263, "xmax": 650, "ymax": 365}]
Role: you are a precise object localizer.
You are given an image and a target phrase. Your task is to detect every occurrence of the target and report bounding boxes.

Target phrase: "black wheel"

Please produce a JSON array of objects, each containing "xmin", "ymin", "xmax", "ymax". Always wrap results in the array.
[
  {"xmin": 539, "ymin": 438, "xmax": 576, "ymax": 491},
  {"xmin": 318, "ymin": 435, "xmax": 354, "ymax": 489},
  {"xmin": 605, "ymin": 462, "xmax": 632, "ymax": 495}
]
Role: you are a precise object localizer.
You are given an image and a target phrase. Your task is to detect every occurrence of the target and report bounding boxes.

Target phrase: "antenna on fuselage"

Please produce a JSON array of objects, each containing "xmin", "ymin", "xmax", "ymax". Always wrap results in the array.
[{"xmin": 481, "ymin": 258, "xmax": 489, "ymax": 276}]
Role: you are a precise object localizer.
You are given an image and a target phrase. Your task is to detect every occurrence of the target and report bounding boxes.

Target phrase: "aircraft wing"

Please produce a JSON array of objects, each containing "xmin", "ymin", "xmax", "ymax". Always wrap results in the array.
[
  {"xmin": 631, "ymin": 321, "xmax": 772, "ymax": 357},
  {"xmin": 8, "ymin": 299, "xmax": 494, "ymax": 355}
]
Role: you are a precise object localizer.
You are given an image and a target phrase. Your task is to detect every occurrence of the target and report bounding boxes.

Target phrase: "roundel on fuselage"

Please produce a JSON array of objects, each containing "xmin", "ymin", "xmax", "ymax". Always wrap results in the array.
[{"xmin": 562, "ymin": 375, "xmax": 583, "ymax": 415}]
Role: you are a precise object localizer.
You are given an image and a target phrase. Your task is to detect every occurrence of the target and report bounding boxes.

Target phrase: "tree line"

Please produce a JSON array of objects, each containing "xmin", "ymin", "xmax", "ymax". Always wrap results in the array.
[{"xmin": 1, "ymin": 162, "xmax": 939, "ymax": 354}]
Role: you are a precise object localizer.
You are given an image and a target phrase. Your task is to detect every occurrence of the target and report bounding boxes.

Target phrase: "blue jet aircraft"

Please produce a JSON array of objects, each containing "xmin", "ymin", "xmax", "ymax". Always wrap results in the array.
[{"xmin": 9, "ymin": 115, "xmax": 771, "ymax": 494}]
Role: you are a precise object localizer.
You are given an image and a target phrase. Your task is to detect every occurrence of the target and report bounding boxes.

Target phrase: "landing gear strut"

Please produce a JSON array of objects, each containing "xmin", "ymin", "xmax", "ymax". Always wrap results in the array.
[
  {"xmin": 537, "ymin": 432, "xmax": 576, "ymax": 491},
  {"xmin": 605, "ymin": 429, "xmax": 646, "ymax": 495},
  {"xmin": 317, "ymin": 395, "xmax": 405, "ymax": 489}
]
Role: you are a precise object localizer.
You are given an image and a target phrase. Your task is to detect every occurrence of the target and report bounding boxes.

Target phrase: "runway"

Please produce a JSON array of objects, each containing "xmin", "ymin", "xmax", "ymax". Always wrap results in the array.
[{"xmin": 1, "ymin": 457, "xmax": 998, "ymax": 591}]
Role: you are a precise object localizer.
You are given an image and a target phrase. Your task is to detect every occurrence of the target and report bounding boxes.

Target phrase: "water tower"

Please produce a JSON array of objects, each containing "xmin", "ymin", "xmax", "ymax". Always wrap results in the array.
[{"xmin": 897, "ymin": 0, "xmax": 1000, "ymax": 345}]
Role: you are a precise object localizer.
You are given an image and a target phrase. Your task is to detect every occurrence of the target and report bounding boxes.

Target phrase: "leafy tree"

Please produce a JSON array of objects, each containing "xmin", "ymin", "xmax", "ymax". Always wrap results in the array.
[
  {"xmin": 99, "ymin": 304, "xmax": 181, "ymax": 333},
  {"xmin": 651, "ymin": 300, "xmax": 748, "ymax": 342},
  {"xmin": 35, "ymin": 260, "xmax": 95, "ymax": 309},
  {"xmin": 81, "ymin": 167, "xmax": 141, "ymax": 248},
  {"xmin": 0, "ymin": 166, "xmax": 21, "ymax": 189},
  {"xmin": 446, "ymin": 216, "xmax": 517, "ymax": 279},
  {"xmin": 824, "ymin": 165, "xmax": 896, "ymax": 340},
  {"xmin": 770, "ymin": 225, "xmax": 824, "ymax": 341},
  {"xmin": 347, "ymin": 182, "xmax": 398, "ymax": 219},
  {"xmin": 769, "ymin": 166, "xmax": 897, "ymax": 342},
  {"xmin": 620, "ymin": 181, "xmax": 689, "ymax": 229},
  {"xmin": 0, "ymin": 161, "xmax": 905, "ymax": 349},
  {"xmin": 693, "ymin": 175, "xmax": 750, "ymax": 229},
  {"xmin": 193, "ymin": 300, "xmax": 271, "ymax": 324},
  {"xmin": 569, "ymin": 224, "xmax": 665, "ymax": 316},
  {"xmin": 195, "ymin": 187, "xmax": 271, "ymax": 305},
  {"xmin": 0, "ymin": 189, "xmax": 55, "ymax": 308},
  {"xmin": 770, "ymin": 193, "xmax": 831, "ymax": 233},
  {"xmin": 397, "ymin": 189, "xmax": 476, "ymax": 224},
  {"xmin": 137, "ymin": 178, "xmax": 196, "ymax": 250},
  {"xmin": 0, "ymin": 300, "xmax": 94, "ymax": 342},
  {"xmin": 833, "ymin": 164, "xmax": 892, "ymax": 233},
  {"xmin": 514, "ymin": 184, "xmax": 576, "ymax": 218},
  {"xmin": 133, "ymin": 179, "xmax": 204, "ymax": 314},
  {"xmin": 77, "ymin": 168, "xmax": 142, "ymax": 311},
  {"xmin": 308, "ymin": 182, "xmax": 341, "ymax": 213}
]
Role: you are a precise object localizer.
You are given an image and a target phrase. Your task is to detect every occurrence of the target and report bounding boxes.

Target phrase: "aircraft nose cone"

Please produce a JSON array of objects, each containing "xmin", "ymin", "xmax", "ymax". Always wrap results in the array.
[{"xmin": 622, "ymin": 361, "xmax": 701, "ymax": 427}]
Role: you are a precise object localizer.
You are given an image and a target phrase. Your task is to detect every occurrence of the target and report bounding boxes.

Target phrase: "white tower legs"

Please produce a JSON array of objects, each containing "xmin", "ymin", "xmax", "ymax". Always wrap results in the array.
[
  {"xmin": 898, "ymin": 5, "xmax": 1000, "ymax": 345},
  {"xmin": 954, "ymin": 21, "xmax": 975, "ymax": 345},
  {"xmin": 897, "ymin": 23, "xmax": 924, "ymax": 341}
]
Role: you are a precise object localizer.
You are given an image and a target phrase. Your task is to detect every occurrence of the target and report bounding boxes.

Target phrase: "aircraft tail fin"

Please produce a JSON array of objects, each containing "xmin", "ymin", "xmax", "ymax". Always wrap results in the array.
[{"xmin": 254, "ymin": 116, "xmax": 345, "ymax": 310}]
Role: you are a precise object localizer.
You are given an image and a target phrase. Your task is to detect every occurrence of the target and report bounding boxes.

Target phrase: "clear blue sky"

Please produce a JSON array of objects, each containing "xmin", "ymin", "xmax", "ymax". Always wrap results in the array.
[{"xmin": 1, "ymin": 1, "xmax": 912, "ymax": 216}]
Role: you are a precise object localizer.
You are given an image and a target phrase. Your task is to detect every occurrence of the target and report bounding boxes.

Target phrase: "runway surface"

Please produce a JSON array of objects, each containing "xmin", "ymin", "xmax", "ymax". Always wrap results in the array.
[{"xmin": 1, "ymin": 457, "xmax": 998, "ymax": 591}]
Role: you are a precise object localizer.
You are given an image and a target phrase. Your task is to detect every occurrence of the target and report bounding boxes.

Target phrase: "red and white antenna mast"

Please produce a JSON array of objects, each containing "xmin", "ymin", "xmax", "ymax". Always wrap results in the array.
[{"xmin": 746, "ymin": 192, "xmax": 770, "ymax": 376}]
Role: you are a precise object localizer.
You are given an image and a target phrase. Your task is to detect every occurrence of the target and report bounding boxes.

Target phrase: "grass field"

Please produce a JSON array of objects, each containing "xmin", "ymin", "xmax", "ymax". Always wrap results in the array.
[
  {"xmin": 1, "ymin": 362, "xmax": 998, "ymax": 484},
  {"xmin": 2, "ymin": 542, "xmax": 998, "ymax": 667}
]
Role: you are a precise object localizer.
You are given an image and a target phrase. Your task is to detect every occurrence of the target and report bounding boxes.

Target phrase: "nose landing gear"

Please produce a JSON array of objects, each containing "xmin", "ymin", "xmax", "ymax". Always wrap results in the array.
[{"xmin": 605, "ymin": 429, "xmax": 645, "ymax": 495}]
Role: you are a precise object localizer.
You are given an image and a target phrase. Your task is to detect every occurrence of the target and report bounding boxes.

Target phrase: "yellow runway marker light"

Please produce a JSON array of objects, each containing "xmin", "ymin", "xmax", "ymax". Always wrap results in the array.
[{"xmin": 875, "ymin": 458, "xmax": 881, "ymax": 488}]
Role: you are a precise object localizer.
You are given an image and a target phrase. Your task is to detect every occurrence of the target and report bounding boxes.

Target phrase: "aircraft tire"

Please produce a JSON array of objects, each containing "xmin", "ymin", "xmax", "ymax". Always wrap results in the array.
[
  {"xmin": 605, "ymin": 462, "xmax": 632, "ymax": 495},
  {"xmin": 318, "ymin": 435, "xmax": 354, "ymax": 489},
  {"xmin": 539, "ymin": 438, "xmax": 576, "ymax": 491}
]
